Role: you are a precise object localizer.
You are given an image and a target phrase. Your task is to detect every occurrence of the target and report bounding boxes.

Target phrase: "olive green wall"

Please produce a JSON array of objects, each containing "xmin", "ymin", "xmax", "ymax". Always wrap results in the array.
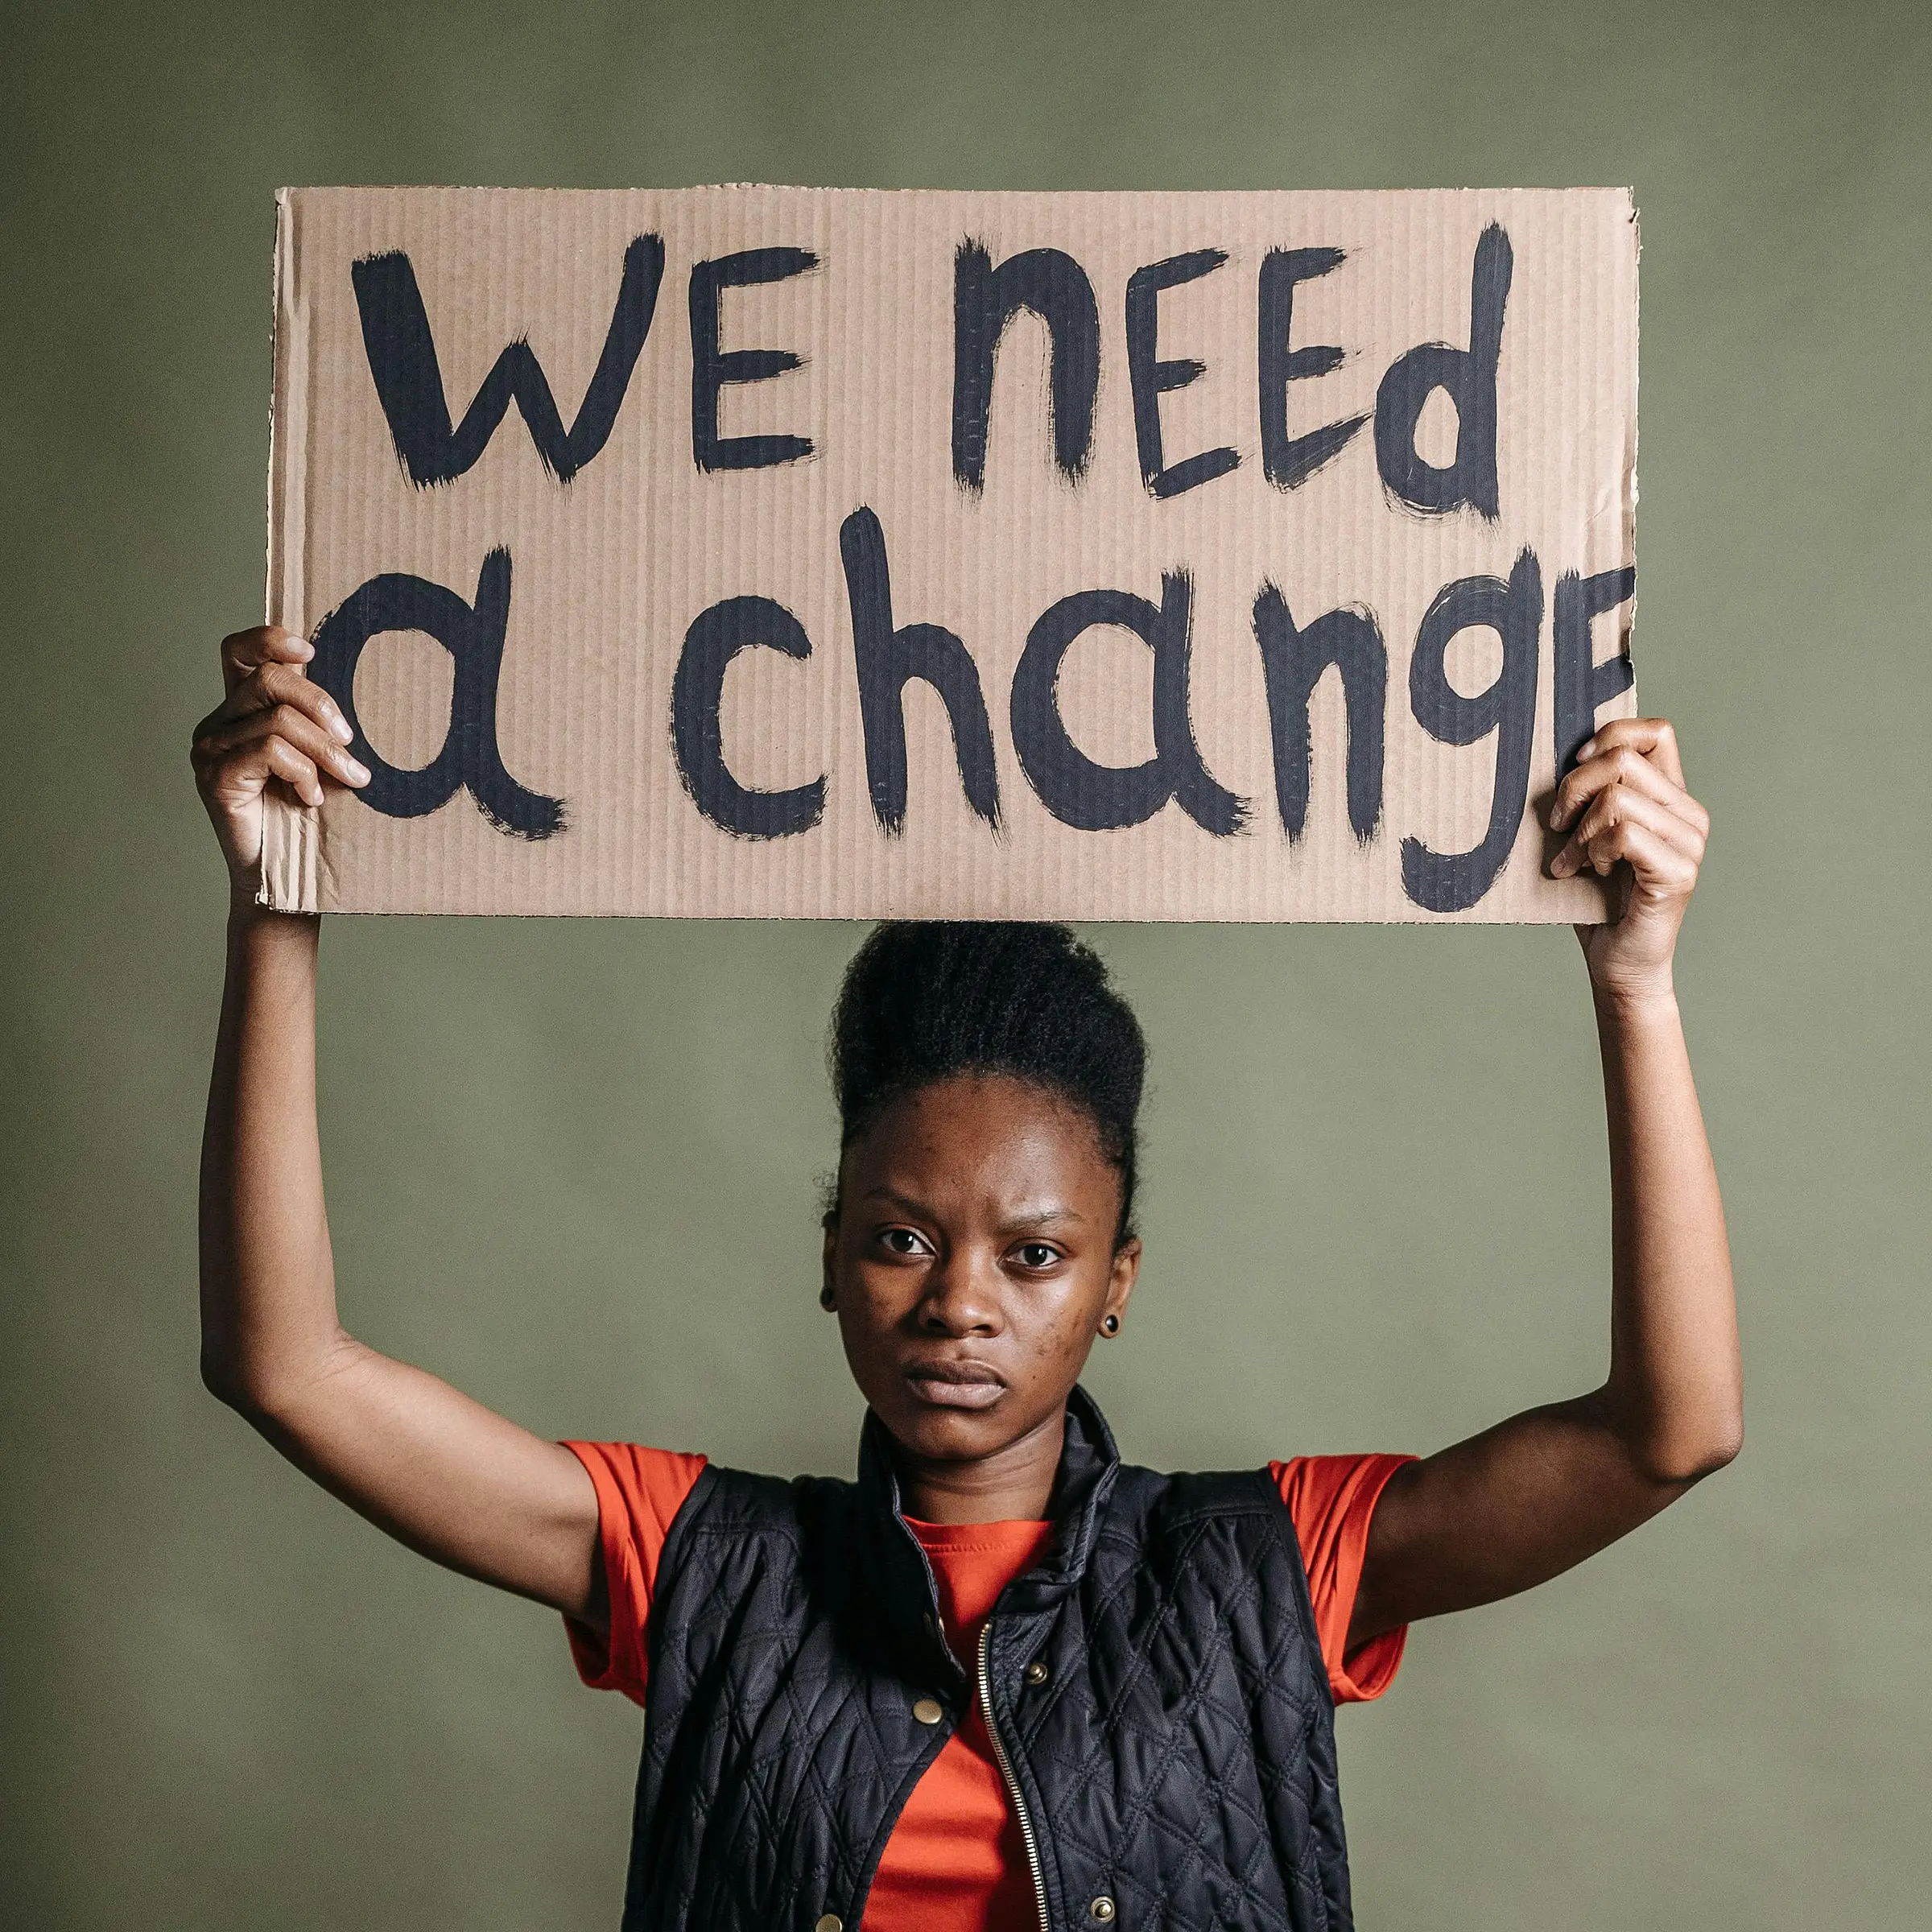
[{"xmin": 4, "ymin": 1, "xmax": 1927, "ymax": 1925}]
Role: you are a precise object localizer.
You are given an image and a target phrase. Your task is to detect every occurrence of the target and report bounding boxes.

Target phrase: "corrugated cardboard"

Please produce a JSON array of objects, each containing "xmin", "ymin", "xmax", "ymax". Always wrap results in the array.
[{"xmin": 262, "ymin": 186, "xmax": 1637, "ymax": 920}]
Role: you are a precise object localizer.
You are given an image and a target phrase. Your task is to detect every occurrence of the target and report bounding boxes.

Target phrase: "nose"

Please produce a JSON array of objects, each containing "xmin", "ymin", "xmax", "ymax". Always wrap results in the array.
[{"xmin": 916, "ymin": 1247, "xmax": 1004, "ymax": 1337}]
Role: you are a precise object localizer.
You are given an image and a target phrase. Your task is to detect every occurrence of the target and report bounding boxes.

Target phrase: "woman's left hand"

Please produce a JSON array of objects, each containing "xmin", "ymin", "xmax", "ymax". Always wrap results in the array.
[
  {"xmin": 1352, "ymin": 718, "xmax": 1731, "ymax": 1655},
  {"xmin": 1549, "ymin": 717, "xmax": 1709, "ymax": 1003}
]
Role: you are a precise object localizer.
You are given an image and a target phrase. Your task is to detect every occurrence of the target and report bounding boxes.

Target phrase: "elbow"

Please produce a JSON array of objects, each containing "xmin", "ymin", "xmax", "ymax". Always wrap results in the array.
[
  {"xmin": 1637, "ymin": 1417, "xmax": 1744, "ymax": 1488},
  {"xmin": 1596, "ymin": 1377, "xmax": 1744, "ymax": 1488},
  {"xmin": 1697, "ymin": 1418, "xmax": 1745, "ymax": 1480},
  {"xmin": 201, "ymin": 1329, "xmax": 361, "ymax": 1427}
]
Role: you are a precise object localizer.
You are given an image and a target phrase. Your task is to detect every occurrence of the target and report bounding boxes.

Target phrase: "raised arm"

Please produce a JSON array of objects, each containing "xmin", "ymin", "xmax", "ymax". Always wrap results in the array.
[
  {"xmin": 194, "ymin": 626, "xmax": 605, "ymax": 1627},
  {"xmin": 1349, "ymin": 718, "xmax": 1739, "ymax": 1652}
]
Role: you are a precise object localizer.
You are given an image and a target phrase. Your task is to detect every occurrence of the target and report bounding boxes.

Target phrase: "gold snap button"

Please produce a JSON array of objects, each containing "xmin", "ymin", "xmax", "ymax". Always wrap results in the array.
[
  {"xmin": 1024, "ymin": 1661, "xmax": 1050, "ymax": 1686},
  {"xmin": 815, "ymin": 1918, "xmax": 843, "ymax": 1932},
  {"xmin": 911, "ymin": 1696, "xmax": 944, "ymax": 1725},
  {"xmin": 1090, "ymin": 1897, "xmax": 1117, "ymax": 1922}
]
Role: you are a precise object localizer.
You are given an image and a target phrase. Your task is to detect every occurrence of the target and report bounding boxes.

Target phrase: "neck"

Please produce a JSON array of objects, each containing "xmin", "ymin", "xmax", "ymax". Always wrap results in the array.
[{"xmin": 894, "ymin": 1406, "xmax": 1065, "ymax": 1525}]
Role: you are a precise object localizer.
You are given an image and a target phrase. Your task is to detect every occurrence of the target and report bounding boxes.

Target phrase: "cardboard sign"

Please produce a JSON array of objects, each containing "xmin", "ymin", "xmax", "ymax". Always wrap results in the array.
[{"xmin": 261, "ymin": 186, "xmax": 1638, "ymax": 920}]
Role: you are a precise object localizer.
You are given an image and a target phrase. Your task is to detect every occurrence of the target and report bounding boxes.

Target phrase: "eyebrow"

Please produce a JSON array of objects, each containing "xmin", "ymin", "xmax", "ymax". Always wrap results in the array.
[{"xmin": 860, "ymin": 1186, "xmax": 1088, "ymax": 1232}]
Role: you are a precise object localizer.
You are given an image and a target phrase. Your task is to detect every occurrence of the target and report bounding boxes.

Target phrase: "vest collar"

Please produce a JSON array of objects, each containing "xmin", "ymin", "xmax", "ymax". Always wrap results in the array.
[{"xmin": 857, "ymin": 1383, "xmax": 1122, "ymax": 1604}]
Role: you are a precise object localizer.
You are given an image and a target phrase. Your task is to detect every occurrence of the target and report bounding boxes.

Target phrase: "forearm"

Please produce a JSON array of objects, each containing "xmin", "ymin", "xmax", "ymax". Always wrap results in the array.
[
  {"xmin": 1593, "ymin": 985, "xmax": 1740, "ymax": 1480},
  {"xmin": 196, "ymin": 894, "xmax": 601, "ymax": 1613},
  {"xmin": 1354, "ymin": 988, "xmax": 1740, "ymax": 1647},
  {"xmin": 199, "ymin": 895, "xmax": 345, "ymax": 1406}
]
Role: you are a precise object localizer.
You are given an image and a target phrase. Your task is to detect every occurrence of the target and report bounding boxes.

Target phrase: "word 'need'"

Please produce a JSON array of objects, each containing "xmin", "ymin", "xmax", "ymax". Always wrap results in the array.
[
  {"xmin": 352, "ymin": 225, "xmax": 1514, "ymax": 514},
  {"xmin": 308, "ymin": 514, "xmax": 1633, "ymax": 915}
]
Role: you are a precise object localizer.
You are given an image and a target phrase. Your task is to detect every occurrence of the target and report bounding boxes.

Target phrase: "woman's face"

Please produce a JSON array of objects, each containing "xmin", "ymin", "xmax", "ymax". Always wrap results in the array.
[{"xmin": 824, "ymin": 1071, "xmax": 1139, "ymax": 1476}]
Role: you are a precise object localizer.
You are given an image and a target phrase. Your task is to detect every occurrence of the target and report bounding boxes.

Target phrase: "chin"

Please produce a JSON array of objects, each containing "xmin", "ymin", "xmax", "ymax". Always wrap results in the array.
[{"xmin": 878, "ymin": 1396, "xmax": 1013, "ymax": 1463}]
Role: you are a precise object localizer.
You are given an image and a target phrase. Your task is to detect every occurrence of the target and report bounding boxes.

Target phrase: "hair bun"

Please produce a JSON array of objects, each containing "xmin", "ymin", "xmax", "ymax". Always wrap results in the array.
[{"xmin": 828, "ymin": 922, "xmax": 1146, "ymax": 1245}]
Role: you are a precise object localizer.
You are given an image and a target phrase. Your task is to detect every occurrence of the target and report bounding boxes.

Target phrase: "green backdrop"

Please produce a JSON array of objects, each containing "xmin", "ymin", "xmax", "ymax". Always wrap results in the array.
[{"xmin": 5, "ymin": 2, "xmax": 1928, "ymax": 1926}]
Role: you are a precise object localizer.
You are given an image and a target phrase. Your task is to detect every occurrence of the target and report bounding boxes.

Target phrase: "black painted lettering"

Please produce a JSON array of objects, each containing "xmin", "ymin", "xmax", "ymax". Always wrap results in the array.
[
  {"xmin": 670, "ymin": 596, "xmax": 826, "ymax": 838},
  {"xmin": 1125, "ymin": 250, "xmax": 1240, "ymax": 501},
  {"xmin": 952, "ymin": 242, "xmax": 1100, "ymax": 491},
  {"xmin": 689, "ymin": 247, "xmax": 819, "ymax": 473},
  {"xmin": 1373, "ymin": 223, "xmax": 1512, "ymax": 518},
  {"xmin": 310, "ymin": 550, "xmax": 564, "ymax": 838},
  {"xmin": 839, "ymin": 507, "xmax": 1000, "ymax": 834},
  {"xmin": 1554, "ymin": 565, "xmax": 1637, "ymax": 775},
  {"xmin": 1257, "ymin": 247, "xmax": 1368, "ymax": 491},
  {"xmin": 1401, "ymin": 548, "xmax": 1542, "ymax": 911},
  {"xmin": 1251, "ymin": 584, "xmax": 1385, "ymax": 841},
  {"xmin": 1011, "ymin": 574, "xmax": 1246, "ymax": 834},
  {"xmin": 352, "ymin": 237, "xmax": 664, "ymax": 488}
]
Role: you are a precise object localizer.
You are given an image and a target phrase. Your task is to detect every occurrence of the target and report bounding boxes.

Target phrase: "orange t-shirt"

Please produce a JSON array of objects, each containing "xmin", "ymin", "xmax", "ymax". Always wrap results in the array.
[{"xmin": 564, "ymin": 1444, "xmax": 1413, "ymax": 1932}]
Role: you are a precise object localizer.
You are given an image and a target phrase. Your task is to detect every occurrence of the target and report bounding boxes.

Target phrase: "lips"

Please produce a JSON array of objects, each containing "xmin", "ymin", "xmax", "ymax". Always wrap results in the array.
[{"xmin": 902, "ymin": 1359, "xmax": 1008, "ymax": 1411}]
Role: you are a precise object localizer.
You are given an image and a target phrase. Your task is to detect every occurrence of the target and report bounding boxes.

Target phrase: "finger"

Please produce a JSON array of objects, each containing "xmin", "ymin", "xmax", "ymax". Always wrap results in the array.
[
  {"xmin": 1550, "ymin": 782, "xmax": 1701, "ymax": 880},
  {"xmin": 1554, "ymin": 732, "xmax": 1699, "ymax": 827},
  {"xmin": 1575, "ymin": 716, "xmax": 1686, "ymax": 791},
  {"xmin": 265, "ymin": 737, "xmax": 327, "ymax": 810},
  {"xmin": 235, "ymin": 659, "xmax": 353, "ymax": 741},
  {"xmin": 1552, "ymin": 740, "xmax": 1708, "ymax": 839},
  {"xmin": 1553, "ymin": 806, "xmax": 1699, "ymax": 893},
  {"xmin": 1558, "ymin": 777, "xmax": 1703, "ymax": 869},
  {"xmin": 194, "ymin": 676, "xmax": 279, "ymax": 737},
  {"xmin": 193, "ymin": 704, "xmax": 369, "ymax": 790},
  {"xmin": 220, "ymin": 624, "xmax": 312, "ymax": 696},
  {"xmin": 1589, "ymin": 817, "xmax": 1698, "ymax": 896},
  {"xmin": 202, "ymin": 732, "xmax": 328, "ymax": 811},
  {"xmin": 194, "ymin": 703, "xmax": 370, "ymax": 788},
  {"xmin": 197, "ymin": 659, "xmax": 353, "ymax": 745}
]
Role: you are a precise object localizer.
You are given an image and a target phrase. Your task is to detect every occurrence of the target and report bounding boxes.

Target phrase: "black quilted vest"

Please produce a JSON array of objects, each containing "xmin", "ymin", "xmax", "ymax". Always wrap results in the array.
[{"xmin": 622, "ymin": 1387, "xmax": 1353, "ymax": 1932}]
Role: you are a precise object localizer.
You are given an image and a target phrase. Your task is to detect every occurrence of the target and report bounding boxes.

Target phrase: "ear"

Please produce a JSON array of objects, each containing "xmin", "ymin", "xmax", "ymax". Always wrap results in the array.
[
  {"xmin": 820, "ymin": 1210, "xmax": 840, "ymax": 1298},
  {"xmin": 1103, "ymin": 1236, "xmax": 1141, "ymax": 1327}
]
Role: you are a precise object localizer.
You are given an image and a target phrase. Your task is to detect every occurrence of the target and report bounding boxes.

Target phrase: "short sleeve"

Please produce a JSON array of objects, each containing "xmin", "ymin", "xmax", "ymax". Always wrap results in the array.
[
  {"xmin": 559, "ymin": 1442, "xmax": 708, "ymax": 1707},
  {"xmin": 1271, "ymin": 1453, "xmax": 1417, "ymax": 1705}
]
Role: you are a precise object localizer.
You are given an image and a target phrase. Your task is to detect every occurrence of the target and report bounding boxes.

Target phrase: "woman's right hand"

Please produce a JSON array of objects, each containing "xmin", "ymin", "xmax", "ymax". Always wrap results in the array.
[
  {"xmin": 193, "ymin": 625, "xmax": 601, "ymax": 1624},
  {"xmin": 191, "ymin": 625, "xmax": 369, "ymax": 886}
]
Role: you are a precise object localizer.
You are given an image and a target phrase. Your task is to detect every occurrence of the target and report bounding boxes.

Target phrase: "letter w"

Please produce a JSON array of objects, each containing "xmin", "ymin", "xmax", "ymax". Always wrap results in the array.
[{"xmin": 351, "ymin": 235, "xmax": 666, "ymax": 486}]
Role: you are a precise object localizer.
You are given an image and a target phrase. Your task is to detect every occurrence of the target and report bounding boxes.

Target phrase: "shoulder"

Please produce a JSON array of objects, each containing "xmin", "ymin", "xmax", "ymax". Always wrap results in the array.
[
  {"xmin": 1110, "ymin": 1460, "xmax": 1282, "ymax": 1525},
  {"xmin": 564, "ymin": 1440, "xmax": 710, "ymax": 1549},
  {"xmin": 1103, "ymin": 1456, "xmax": 1413, "ymax": 1579},
  {"xmin": 660, "ymin": 1463, "xmax": 865, "ymax": 1551},
  {"xmin": 1096, "ymin": 1463, "xmax": 1295, "ymax": 1570}
]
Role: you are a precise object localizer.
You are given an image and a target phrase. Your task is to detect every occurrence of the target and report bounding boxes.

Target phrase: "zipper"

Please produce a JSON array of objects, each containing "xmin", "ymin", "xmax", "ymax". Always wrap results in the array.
[{"xmin": 978, "ymin": 1620, "xmax": 1051, "ymax": 1932}]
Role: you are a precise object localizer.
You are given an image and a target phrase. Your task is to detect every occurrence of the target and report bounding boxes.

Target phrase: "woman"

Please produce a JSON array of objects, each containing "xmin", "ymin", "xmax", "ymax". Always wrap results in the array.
[{"xmin": 193, "ymin": 624, "xmax": 1737, "ymax": 1932}]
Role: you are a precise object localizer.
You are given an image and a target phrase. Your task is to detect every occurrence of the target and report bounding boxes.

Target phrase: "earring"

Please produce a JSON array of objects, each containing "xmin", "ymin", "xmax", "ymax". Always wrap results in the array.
[
  {"xmin": 819, "ymin": 1286, "xmax": 837, "ymax": 1311},
  {"xmin": 1100, "ymin": 1313, "xmax": 1121, "ymax": 1337}
]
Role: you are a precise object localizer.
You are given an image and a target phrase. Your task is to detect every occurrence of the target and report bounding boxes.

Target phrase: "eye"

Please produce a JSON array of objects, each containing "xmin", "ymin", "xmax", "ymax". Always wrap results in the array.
[
  {"xmin": 1013, "ymin": 1241, "xmax": 1063, "ymax": 1270},
  {"xmin": 877, "ymin": 1226, "xmax": 932, "ymax": 1258}
]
